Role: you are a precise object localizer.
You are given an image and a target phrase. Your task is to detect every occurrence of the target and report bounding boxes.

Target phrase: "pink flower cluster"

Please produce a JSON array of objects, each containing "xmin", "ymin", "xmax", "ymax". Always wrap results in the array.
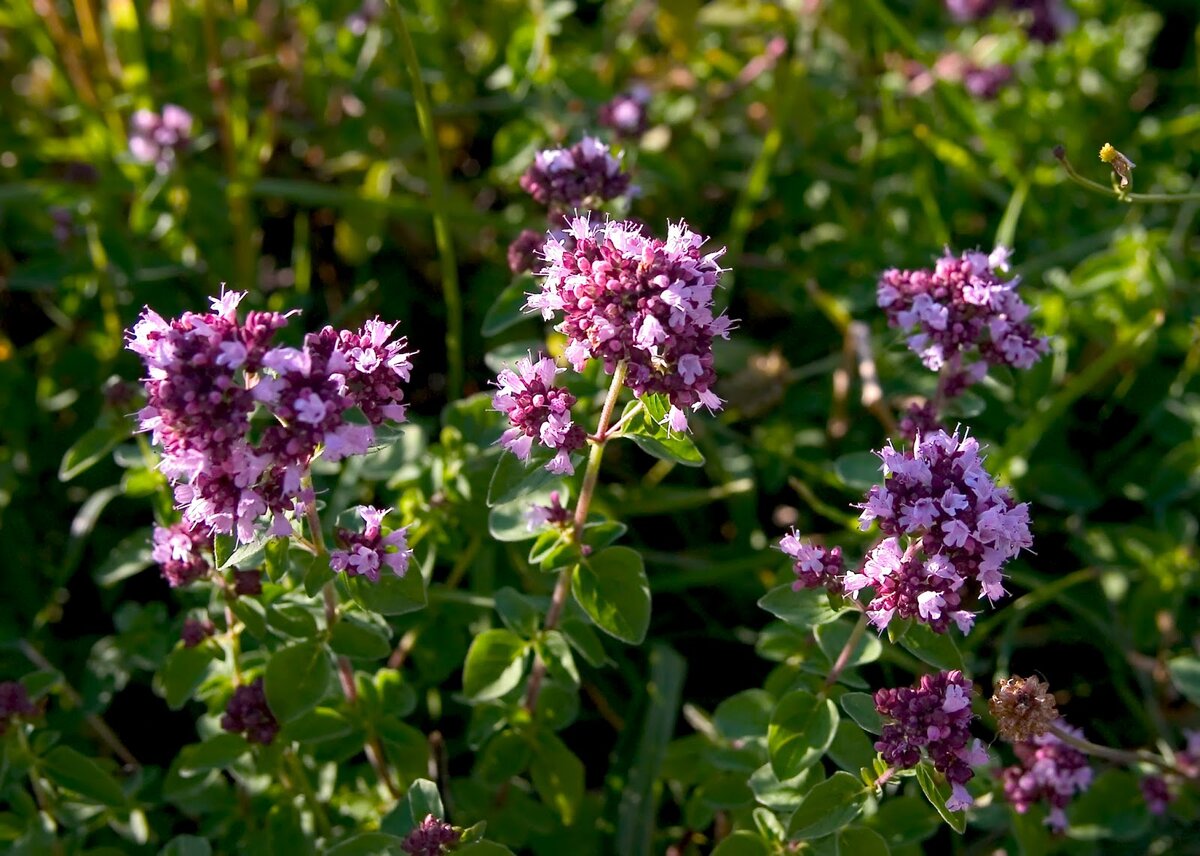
[
  {"xmin": 598, "ymin": 87, "xmax": 650, "ymax": 139},
  {"xmin": 221, "ymin": 677, "xmax": 278, "ymax": 746},
  {"xmin": 493, "ymin": 355, "xmax": 586, "ymax": 475},
  {"xmin": 127, "ymin": 291, "xmax": 413, "ymax": 544},
  {"xmin": 1137, "ymin": 731, "xmax": 1200, "ymax": 815},
  {"xmin": 848, "ymin": 429, "xmax": 1032, "ymax": 634},
  {"xmin": 530, "ymin": 215, "xmax": 734, "ymax": 433},
  {"xmin": 877, "ymin": 248, "xmax": 1048, "ymax": 388},
  {"xmin": 874, "ymin": 670, "xmax": 988, "ymax": 812},
  {"xmin": 779, "ymin": 532, "xmax": 844, "ymax": 592},
  {"xmin": 1000, "ymin": 720, "xmax": 1094, "ymax": 831},
  {"xmin": 329, "ymin": 506, "xmax": 412, "ymax": 582},
  {"xmin": 401, "ymin": 814, "xmax": 459, "ymax": 855},
  {"xmin": 129, "ymin": 105, "xmax": 193, "ymax": 174},
  {"xmin": 152, "ymin": 521, "xmax": 212, "ymax": 587},
  {"xmin": 520, "ymin": 136, "xmax": 630, "ymax": 209}
]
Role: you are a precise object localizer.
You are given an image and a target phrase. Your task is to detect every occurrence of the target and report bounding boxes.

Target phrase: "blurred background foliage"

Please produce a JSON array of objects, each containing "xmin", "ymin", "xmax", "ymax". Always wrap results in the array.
[{"xmin": 2, "ymin": 0, "xmax": 1200, "ymax": 852}]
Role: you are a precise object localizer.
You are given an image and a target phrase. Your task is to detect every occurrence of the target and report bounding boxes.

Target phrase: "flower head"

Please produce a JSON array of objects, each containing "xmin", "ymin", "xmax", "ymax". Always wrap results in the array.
[
  {"xmin": 1099, "ymin": 142, "xmax": 1136, "ymax": 189},
  {"xmin": 493, "ymin": 355, "xmax": 586, "ymax": 474},
  {"xmin": 0, "ymin": 682, "xmax": 38, "ymax": 735},
  {"xmin": 1001, "ymin": 720, "xmax": 1093, "ymax": 831},
  {"xmin": 129, "ymin": 105, "xmax": 193, "ymax": 174},
  {"xmin": 874, "ymin": 670, "xmax": 986, "ymax": 811},
  {"xmin": 508, "ymin": 229, "xmax": 544, "ymax": 275},
  {"xmin": 778, "ymin": 531, "xmax": 844, "ymax": 592},
  {"xmin": 526, "ymin": 490, "xmax": 572, "ymax": 531},
  {"xmin": 329, "ymin": 506, "xmax": 412, "ymax": 583},
  {"xmin": 181, "ymin": 617, "xmax": 216, "ymax": 648},
  {"xmin": 878, "ymin": 248, "xmax": 1048, "ymax": 388},
  {"xmin": 990, "ymin": 675, "xmax": 1058, "ymax": 743},
  {"xmin": 531, "ymin": 215, "xmax": 734, "ymax": 432},
  {"xmin": 401, "ymin": 814, "xmax": 460, "ymax": 855},
  {"xmin": 598, "ymin": 87, "xmax": 650, "ymax": 139},
  {"xmin": 850, "ymin": 429, "xmax": 1032, "ymax": 633},
  {"xmin": 152, "ymin": 521, "xmax": 212, "ymax": 587},
  {"xmin": 220, "ymin": 678, "xmax": 279, "ymax": 745},
  {"xmin": 520, "ymin": 136, "xmax": 630, "ymax": 209}
]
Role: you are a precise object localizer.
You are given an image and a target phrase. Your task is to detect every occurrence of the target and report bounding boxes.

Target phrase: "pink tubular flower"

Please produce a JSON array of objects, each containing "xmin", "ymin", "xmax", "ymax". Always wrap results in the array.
[
  {"xmin": 493, "ymin": 355, "xmax": 586, "ymax": 475},
  {"xmin": 851, "ymin": 429, "xmax": 1032, "ymax": 633},
  {"xmin": 531, "ymin": 215, "xmax": 734, "ymax": 433},
  {"xmin": 152, "ymin": 521, "xmax": 212, "ymax": 587},
  {"xmin": 129, "ymin": 104, "xmax": 193, "ymax": 174},
  {"xmin": 519, "ymin": 136, "xmax": 630, "ymax": 209},
  {"xmin": 875, "ymin": 670, "xmax": 987, "ymax": 812},
  {"xmin": 1000, "ymin": 720, "xmax": 1094, "ymax": 831},
  {"xmin": 878, "ymin": 248, "xmax": 1048, "ymax": 389},
  {"xmin": 126, "ymin": 292, "xmax": 413, "ymax": 544},
  {"xmin": 778, "ymin": 530, "xmax": 844, "ymax": 592},
  {"xmin": 329, "ymin": 506, "xmax": 412, "ymax": 582}
]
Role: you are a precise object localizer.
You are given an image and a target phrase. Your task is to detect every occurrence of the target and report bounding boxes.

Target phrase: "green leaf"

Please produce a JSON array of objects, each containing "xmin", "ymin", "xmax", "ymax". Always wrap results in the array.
[
  {"xmin": 330, "ymin": 614, "xmax": 393, "ymax": 659},
  {"xmin": 231, "ymin": 597, "xmax": 268, "ymax": 639},
  {"xmin": 267, "ymin": 602, "xmax": 320, "ymax": 639},
  {"xmin": 476, "ymin": 730, "xmax": 533, "ymax": 786},
  {"xmin": 406, "ymin": 778, "xmax": 445, "ymax": 823},
  {"xmin": 833, "ymin": 451, "xmax": 881, "ymax": 491},
  {"xmin": 713, "ymin": 689, "xmax": 774, "ymax": 744},
  {"xmin": 488, "ymin": 484, "xmax": 565, "ymax": 543},
  {"xmin": 494, "ymin": 587, "xmax": 543, "ymax": 637},
  {"xmin": 463, "ymin": 629, "xmax": 529, "ymax": 701},
  {"xmin": 346, "ymin": 569, "xmax": 427, "ymax": 616},
  {"xmin": 218, "ymin": 533, "xmax": 271, "ymax": 570},
  {"xmin": 757, "ymin": 585, "xmax": 843, "ymax": 629},
  {"xmin": 816, "ymin": 620, "xmax": 882, "ymax": 670},
  {"xmin": 839, "ymin": 693, "xmax": 883, "ymax": 734},
  {"xmin": 325, "ymin": 833, "xmax": 406, "ymax": 856},
  {"xmin": 40, "ymin": 746, "xmax": 128, "ymax": 807},
  {"xmin": 836, "ymin": 827, "xmax": 890, "ymax": 855},
  {"xmin": 59, "ymin": 420, "xmax": 130, "ymax": 481},
  {"xmin": 487, "ymin": 451, "xmax": 559, "ymax": 507},
  {"xmin": 457, "ymin": 843, "xmax": 516, "ymax": 856},
  {"xmin": 827, "ymin": 719, "xmax": 877, "ymax": 773},
  {"xmin": 561, "ymin": 617, "xmax": 610, "ymax": 667},
  {"xmin": 621, "ymin": 395, "xmax": 705, "ymax": 467},
  {"xmin": 748, "ymin": 763, "xmax": 820, "ymax": 813},
  {"xmin": 916, "ymin": 763, "xmax": 966, "ymax": 834},
  {"xmin": 538, "ymin": 631, "xmax": 580, "ymax": 688},
  {"xmin": 530, "ymin": 729, "xmax": 584, "ymax": 825},
  {"xmin": 158, "ymin": 644, "xmax": 216, "ymax": 710},
  {"xmin": 159, "ymin": 835, "xmax": 214, "ymax": 856},
  {"xmin": 785, "ymin": 771, "xmax": 868, "ymax": 839},
  {"xmin": 177, "ymin": 733, "xmax": 251, "ymax": 774},
  {"xmin": 571, "ymin": 547, "xmax": 651, "ymax": 644},
  {"xmin": 281, "ymin": 707, "xmax": 355, "ymax": 744},
  {"xmin": 767, "ymin": 690, "xmax": 839, "ymax": 780},
  {"xmin": 265, "ymin": 641, "xmax": 332, "ymax": 723},
  {"xmin": 482, "ymin": 274, "xmax": 535, "ymax": 336},
  {"xmin": 303, "ymin": 554, "xmax": 336, "ymax": 597},
  {"xmin": 898, "ymin": 623, "xmax": 965, "ymax": 672},
  {"xmin": 710, "ymin": 832, "xmax": 770, "ymax": 856},
  {"xmin": 1167, "ymin": 656, "xmax": 1200, "ymax": 706},
  {"xmin": 93, "ymin": 527, "xmax": 154, "ymax": 586}
]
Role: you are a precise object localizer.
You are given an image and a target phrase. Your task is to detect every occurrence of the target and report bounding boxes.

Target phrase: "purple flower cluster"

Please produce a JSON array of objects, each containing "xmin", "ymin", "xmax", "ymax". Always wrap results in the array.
[
  {"xmin": 944, "ymin": 0, "xmax": 1073, "ymax": 43},
  {"xmin": 128, "ymin": 292, "xmax": 413, "ymax": 544},
  {"xmin": 530, "ymin": 215, "xmax": 733, "ymax": 433},
  {"xmin": 221, "ymin": 677, "xmax": 279, "ymax": 745},
  {"xmin": 233, "ymin": 569, "xmax": 263, "ymax": 596},
  {"xmin": 779, "ymin": 531, "xmax": 844, "ymax": 592},
  {"xmin": 1000, "ymin": 721, "xmax": 1093, "ymax": 831},
  {"xmin": 152, "ymin": 521, "xmax": 212, "ymax": 587},
  {"xmin": 1141, "ymin": 775, "xmax": 1172, "ymax": 815},
  {"xmin": 878, "ymin": 248, "xmax": 1048, "ymax": 388},
  {"xmin": 508, "ymin": 228, "xmax": 544, "ymax": 275},
  {"xmin": 598, "ymin": 87, "xmax": 650, "ymax": 139},
  {"xmin": 129, "ymin": 105, "xmax": 193, "ymax": 174},
  {"xmin": 0, "ymin": 682, "xmax": 37, "ymax": 735},
  {"xmin": 330, "ymin": 506, "xmax": 412, "ymax": 582},
  {"xmin": 520, "ymin": 137, "xmax": 630, "ymax": 209},
  {"xmin": 401, "ymin": 814, "xmax": 459, "ymax": 855},
  {"xmin": 847, "ymin": 429, "xmax": 1032, "ymax": 633},
  {"xmin": 526, "ymin": 490, "xmax": 572, "ymax": 531},
  {"xmin": 1136, "ymin": 731, "xmax": 1200, "ymax": 815},
  {"xmin": 181, "ymin": 617, "xmax": 215, "ymax": 648},
  {"xmin": 874, "ymin": 670, "xmax": 988, "ymax": 811},
  {"xmin": 493, "ymin": 355, "xmax": 586, "ymax": 475}
]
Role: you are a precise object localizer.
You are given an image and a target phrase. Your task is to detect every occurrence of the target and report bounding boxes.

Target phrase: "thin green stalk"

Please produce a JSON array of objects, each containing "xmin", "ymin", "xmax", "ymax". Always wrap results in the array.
[
  {"xmin": 389, "ymin": 0, "xmax": 463, "ymax": 398},
  {"xmin": 1048, "ymin": 724, "xmax": 1185, "ymax": 776},
  {"xmin": 821, "ymin": 613, "xmax": 870, "ymax": 696},
  {"xmin": 284, "ymin": 750, "xmax": 333, "ymax": 838},
  {"xmin": 1053, "ymin": 146, "xmax": 1200, "ymax": 204},
  {"xmin": 523, "ymin": 362, "xmax": 628, "ymax": 714}
]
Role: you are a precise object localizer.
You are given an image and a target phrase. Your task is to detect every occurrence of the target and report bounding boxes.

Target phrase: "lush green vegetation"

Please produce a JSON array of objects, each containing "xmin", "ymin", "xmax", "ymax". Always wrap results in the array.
[{"xmin": 3, "ymin": 0, "xmax": 1200, "ymax": 853}]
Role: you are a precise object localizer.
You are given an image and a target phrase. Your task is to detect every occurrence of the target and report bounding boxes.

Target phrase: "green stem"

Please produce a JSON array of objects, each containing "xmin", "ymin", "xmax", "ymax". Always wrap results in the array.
[
  {"xmin": 1048, "ymin": 724, "xmax": 1184, "ymax": 776},
  {"xmin": 390, "ymin": 0, "xmax": 463, "ymax": 398},
  {"xmin": 284, "ymin": 750, "xmax": 333, "ymax": 838},
  {"xmin": 523, "ymin": 362, "xmax": 628, "ymax": 715},
  {"xmin": 821, "ymin": 613, "xmax": 870, "ymax": 695},
  {"xmin": 1053, "ymin": 146, "xmax": 1200, "ymax": 204}
]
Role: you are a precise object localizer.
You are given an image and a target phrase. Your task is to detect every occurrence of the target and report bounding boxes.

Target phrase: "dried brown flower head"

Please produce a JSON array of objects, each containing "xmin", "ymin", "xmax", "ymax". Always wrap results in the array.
[{"xmin": 990, "ymin": 675, "xmax": 1058, "ymax": 743}]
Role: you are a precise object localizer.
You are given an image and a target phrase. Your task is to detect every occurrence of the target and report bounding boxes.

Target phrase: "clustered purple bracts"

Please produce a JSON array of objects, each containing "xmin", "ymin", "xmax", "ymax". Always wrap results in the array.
[
  {"xmin": 127, "ymin": 291, "xmax": 413, "ymax": 544},
  {"xmin": 1136, "ymin": 731, "xmax": 1200, "ymax": 815},
  {"xmin": 129, "ymin": 105, "xmax": 193, "ymax": 174},
  {"xmin": 520, "ymin": 136, "xmax": 630, "ymax": 210},
  {"xmin": 181, "ymin": 617, "xmax": 215, "ymax": 648},
  {"xmin": 598, "ymin": 87, "xmax": 650, "ymax": 139},
  {"xmin": 531, "ymin": 215, "xmax": 734, "ymax": 433},
  {"xmin": 878, "ymin": 248, "xmax": 1048, "ymax": 390},
  {"xmin": 1000, "ymin": 721, "xmax": 1093, "ymax": 831},
  {"xmin": 233, "ymin": 570, "xmax": 263, "ymax": 596},
  {"xmin": 152, "ymin": 521, "xmax": 212, "ymax": 587},
  {"xmin": 330, "ymin": 506, "xmax": 412, "ymax": 582},
  {"xmin": 875, "ymin": 670, "xmax": 988, "ymax": 811},
  {"xmin": 779, "ymin": 531, "xmax": 844, "ymax": 592},
  {"xmin": 0, "ymin": 682, "xmax": 37, "ymax": 735},
  {"xmin": 493, "ymin": 355, "xmax": 586, "ymax": 475},
  {"xmin": 848, "ymin": 429, "xmax": 1032, "ymax": 634},
  {"xmin": 508, "ymin": 229, "xmax": 544, "ymax": 275},
  {"xmin": 221, "ymin": 677, "xmax": 279, "ymax": 745},
  {"xmin": 401, "ymin": 814, "xmax": 460, "ymax": 855}
]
